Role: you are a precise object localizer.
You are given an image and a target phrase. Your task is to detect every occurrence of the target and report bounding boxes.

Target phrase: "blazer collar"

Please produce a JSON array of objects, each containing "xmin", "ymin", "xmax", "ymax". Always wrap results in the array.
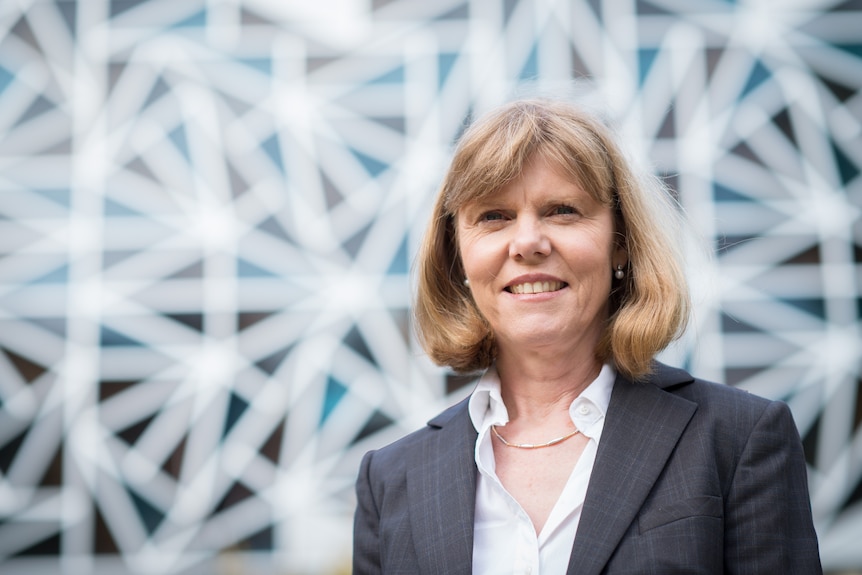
[
  {"xmin": 407, "ymin": 398, "xmax": 477, "ymax": 575},
  {"xmin": 567, "ymin": 362, "xmax": 697, "ymax": 574}
]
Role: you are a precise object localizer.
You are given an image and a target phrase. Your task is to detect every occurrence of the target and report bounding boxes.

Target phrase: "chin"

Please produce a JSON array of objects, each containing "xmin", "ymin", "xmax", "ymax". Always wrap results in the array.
[{"xmin": 501, "ymin": 321, "xmax": 602, "ymax": 352}]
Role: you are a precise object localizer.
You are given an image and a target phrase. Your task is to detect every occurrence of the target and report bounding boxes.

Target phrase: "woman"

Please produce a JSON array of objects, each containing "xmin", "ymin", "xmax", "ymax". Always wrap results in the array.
[{"xmin": 353, "ymin": 99, "xmax": 821, "ymax": 574}]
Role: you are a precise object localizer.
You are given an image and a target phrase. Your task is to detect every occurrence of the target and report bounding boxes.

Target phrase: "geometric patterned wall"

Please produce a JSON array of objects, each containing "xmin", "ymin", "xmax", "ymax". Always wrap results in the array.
[{"xmin": 0, "ymin": 1, "xmax": 859, "ymax": 573}]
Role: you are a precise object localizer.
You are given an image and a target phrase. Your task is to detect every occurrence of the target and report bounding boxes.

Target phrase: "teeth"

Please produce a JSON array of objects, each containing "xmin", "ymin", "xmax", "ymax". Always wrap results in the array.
[{"xmin": 510, "ymin": 281, "xmax": 562, "ymax": 294}]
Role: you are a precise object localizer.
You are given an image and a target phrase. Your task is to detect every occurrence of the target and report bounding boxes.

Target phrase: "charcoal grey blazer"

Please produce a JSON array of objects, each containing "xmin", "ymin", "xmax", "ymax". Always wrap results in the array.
[{"xmin": 353, "ymin": 363, "xmax": 822, "ymax": 574}]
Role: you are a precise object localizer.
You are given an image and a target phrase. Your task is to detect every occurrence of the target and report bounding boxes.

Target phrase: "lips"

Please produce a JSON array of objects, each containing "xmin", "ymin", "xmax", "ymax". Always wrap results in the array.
[{"xmin": 505, "ymin": 280, "xmax": 566, "ymax": 294}]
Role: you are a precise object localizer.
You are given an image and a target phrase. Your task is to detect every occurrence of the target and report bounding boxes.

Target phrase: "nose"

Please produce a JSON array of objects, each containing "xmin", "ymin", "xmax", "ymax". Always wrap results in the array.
[{"xmin": 509, "ymin": 216, "xmax": 551, "ymax": 260}]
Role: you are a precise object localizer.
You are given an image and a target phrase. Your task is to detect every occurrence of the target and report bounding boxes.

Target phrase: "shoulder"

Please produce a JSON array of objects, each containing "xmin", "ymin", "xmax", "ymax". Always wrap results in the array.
[
  {"xmin": 641, "ymin": 361, "xmax": 796, "ymax": 444},
  {"xmin": 643, "ymin": 361, "xmax": 772, "ymax": 410}
]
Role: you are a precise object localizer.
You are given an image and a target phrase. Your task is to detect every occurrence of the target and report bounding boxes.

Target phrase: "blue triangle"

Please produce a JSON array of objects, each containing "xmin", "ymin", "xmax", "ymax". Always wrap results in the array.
[
  {"xmin": 223, "ymin": 392, "xmax": 249, "ymax": 438},
  {"xmin": 104, "ymin": 198, "xmax": 141, "ymax": 216},
  {"xmin": 239, "ymin": 58, "xmax": 272, "ymax": 75},
  {"xmin": 127, "ymin": 488, "xmax": 165, "ymax": 535},
  {"xmin": 320, "ymin": 377, "xmax": 348, "ymax": 426},
  {"xmin": 784, "ymin": 298, "xmax": 825, "ymax": 319},
  {"xmin": 638, "ymin": 48, "xmax": 659, "ymax": 87},
  {"xmin": 370, "ymin": 66, "xmax": 404, "ymax": 84},
  {"xmin": 636, "ymin": 0, "xmax": 673, "ymax": 15},
  {"xmin": 100, "ymin": 326, "xmax": 143, "ymax": 347},
  {"xmin": 438, "ymin": 53, "xmax": 457, "ymax": 88},
  {"xmin": 741, "ymin": 60, "xmax": 770, "ymax": 98},
  {"xmin": 834, "ymin": 43, "xmax": 862, "ymax": 59},
  {"xmin": 387, "ymin": 237, "xmax": 409, "ymax": 274},
  {"xmin": 14, "ymin": 95, "xmax": 54, "ymax": 128},
  {"xmin": 56, "ymin": 2, "xmax": 76, "ymax": 39},
  {"xmin": 237, "ymin": 258, "xmax": 278, "ymax": 278},
  {"xmin": 143, "ymin": 77, "xmax": 170, "ymax": 110},
  {"xmin": 172, "ymin": 9, "xmax": 206, "ymax": 28},
  {"xmin": 168, "ymin": 125, "xmax": 190, "ymax": 162},
  {"xmin": 31, "ymin": 264, "xmax": 68, "ymax": 284},
  {"xmin": 0, "ymin": 65, "xmax": 13, "ymax": 95},
  {"xmin": 261, "ymin": 134, "xmax": 284, "ymax": 173},
  {"xmin": 110, "ymin": 0, "xmax": 149, "ymax": 18},
  {"xmin": 712, "ymin": 183, "xmax": 753, "ymax": 203},
  {"xmin": 520, "ymin": 43, "xmax": 538, "ymax": 80},
  {"xmin": 832, "ymin": 140, "xmax": 860, "ymax": 186},
  {"xmin": 351, "ymin": 148, "xmax": 387, "ymax": 177},
  {"xmin": 33, "ymin": 188, "xmax": 70, "ymax": 208}
]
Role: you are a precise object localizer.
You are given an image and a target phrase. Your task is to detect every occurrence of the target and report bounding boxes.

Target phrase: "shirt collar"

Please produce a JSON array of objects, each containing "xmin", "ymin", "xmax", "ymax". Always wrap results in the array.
[
  {"xmin": 468, "ymin": 363, "xmax": 616, "ymax": 437},
  {"xmin": 468, "ymin": 365, "xmax": 506, "ymax": 434}
]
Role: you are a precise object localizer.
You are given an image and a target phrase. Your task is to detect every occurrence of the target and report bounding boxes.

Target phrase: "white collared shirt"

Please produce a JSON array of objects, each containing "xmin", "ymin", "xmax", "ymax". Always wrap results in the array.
[{"xmin": 468, "ymin": 363, "xmax": 615, "ymax": 575}]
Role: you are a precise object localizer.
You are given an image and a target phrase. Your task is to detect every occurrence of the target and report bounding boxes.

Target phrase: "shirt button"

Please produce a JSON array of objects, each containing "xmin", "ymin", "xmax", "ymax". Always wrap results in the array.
[{"xmin": 578, "ymin": 404, "xmax": 590, "ymax": 415}]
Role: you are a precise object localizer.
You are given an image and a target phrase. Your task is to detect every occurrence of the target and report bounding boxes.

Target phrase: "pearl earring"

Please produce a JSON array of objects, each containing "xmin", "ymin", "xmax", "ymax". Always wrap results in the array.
[
  {"xmin": 614, "ymin": 264, "xmax": 625, "ymax": 280},
  {"xmin": 464, "ymin": 278, "xmax": 470, "ymax": 286}
]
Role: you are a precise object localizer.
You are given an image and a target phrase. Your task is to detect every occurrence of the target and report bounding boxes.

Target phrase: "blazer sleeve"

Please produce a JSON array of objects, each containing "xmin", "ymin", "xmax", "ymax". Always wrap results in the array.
[
  {"xmin": 353, "ymin": 450, "xmax": 382, "ymax": 575},
  {"xmin": 724, "ymin": 399, "xmax": 822, "ymax": 574}
]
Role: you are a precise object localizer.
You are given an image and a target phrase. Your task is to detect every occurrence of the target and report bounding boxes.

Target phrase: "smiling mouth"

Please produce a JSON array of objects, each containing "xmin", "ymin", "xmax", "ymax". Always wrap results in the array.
[{"xmin": 506, "ymin": 281, "xmax": 567, "ymax": 295}]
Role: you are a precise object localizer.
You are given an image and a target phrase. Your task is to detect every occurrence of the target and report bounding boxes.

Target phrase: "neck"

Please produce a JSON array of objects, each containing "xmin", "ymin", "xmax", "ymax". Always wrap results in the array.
[{"xmin": 494, "ymin": 346, "xmax": 602, "ymax": 424}]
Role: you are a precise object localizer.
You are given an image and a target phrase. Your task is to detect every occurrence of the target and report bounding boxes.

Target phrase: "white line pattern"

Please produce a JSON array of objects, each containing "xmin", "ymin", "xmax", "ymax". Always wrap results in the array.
[{"xmin": 0, "ymin": 0, "xmax": 859, "ymax": 573}]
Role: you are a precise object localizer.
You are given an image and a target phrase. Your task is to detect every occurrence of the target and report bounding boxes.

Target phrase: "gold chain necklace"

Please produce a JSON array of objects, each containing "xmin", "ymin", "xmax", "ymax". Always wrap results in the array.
[{"xmin": 491, "ymin": 425, "xmax": 581, "ymax": 449}]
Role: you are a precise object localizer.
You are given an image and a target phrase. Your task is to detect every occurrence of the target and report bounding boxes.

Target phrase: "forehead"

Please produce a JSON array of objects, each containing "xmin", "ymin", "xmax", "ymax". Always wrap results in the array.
[{"xmin": 461, "ymin": 155, "xmax": 599, "ymax": 210}]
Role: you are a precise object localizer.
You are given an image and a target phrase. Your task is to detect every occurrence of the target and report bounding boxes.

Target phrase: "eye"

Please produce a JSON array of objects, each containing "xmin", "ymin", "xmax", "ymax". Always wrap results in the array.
[
  {"xmin": 480, "ymin": 211, "xmax": 505, "ymax": 222},
  {"xmin": 551, "ymin": 204, "xmax": 578, "ymax": 216}
]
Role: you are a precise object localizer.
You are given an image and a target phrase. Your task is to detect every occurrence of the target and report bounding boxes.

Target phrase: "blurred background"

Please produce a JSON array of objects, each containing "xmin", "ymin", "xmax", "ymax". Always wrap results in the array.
[{"xmin": 0, "ymin": 0, "xmax": 859, "ymax": 573}]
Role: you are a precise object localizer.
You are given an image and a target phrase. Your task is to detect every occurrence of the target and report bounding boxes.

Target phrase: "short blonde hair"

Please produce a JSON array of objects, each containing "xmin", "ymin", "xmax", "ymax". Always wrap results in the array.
[{"xmin": 414, "ymin": 99, "xmax": 690, "ymax": 379}]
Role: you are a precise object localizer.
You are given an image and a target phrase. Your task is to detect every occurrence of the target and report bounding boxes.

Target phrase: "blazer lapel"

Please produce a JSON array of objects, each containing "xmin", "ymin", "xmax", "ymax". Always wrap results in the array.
[
  {"xmin": 567, "ymin": 366, "xmax": 697, "ymax": 575},
  {"xmin": 407, "ymin": 399, "xmax": 478, "ymax": 575}
]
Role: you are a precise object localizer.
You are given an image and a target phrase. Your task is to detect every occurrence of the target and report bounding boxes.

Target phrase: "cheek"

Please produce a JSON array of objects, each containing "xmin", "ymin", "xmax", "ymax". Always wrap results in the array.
[
  {"xmin": 457, "ymin": 231, "xmax": 490, "ymax": 273},
  {"xmin": 458, "ymin": 240, "xmax": 479, "ymax": 273},
  {"xmin": 562, "ymin": 238, "xmax": 616, "ymax": 282},
  {"xmin": 460, "ymin": 240, "xmax": 503, "ymax": 281}
]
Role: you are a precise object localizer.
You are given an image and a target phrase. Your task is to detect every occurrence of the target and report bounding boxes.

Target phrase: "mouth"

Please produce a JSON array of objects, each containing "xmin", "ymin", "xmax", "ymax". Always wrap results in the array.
[{"xmin": 505, "ymin": 281, "xmax": 567, "ymax": 295}]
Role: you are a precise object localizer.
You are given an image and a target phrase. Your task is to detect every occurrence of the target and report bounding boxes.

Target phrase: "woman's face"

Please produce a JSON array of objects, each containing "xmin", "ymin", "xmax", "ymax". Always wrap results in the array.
[{"xmin": 456, "ymin": 155, "xmax": 626, "ymax": 355}]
